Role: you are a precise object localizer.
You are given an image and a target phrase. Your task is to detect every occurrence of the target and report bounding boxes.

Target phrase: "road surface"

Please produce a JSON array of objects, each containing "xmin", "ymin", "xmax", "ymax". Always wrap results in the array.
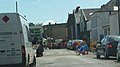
[{"xmin": 36, "ymin": 49, "xmax": 120, "ymax": 67}]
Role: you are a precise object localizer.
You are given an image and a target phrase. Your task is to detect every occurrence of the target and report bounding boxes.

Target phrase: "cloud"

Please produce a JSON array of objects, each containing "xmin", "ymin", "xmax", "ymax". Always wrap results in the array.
[{"xmin": 43, "ymin": 20, "xmax": 56, "ymax": 25}]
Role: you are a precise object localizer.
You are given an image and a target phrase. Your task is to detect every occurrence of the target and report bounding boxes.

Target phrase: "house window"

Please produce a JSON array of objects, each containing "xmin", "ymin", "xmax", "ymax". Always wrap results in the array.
[
  {"xmin": 104, "ymin": 29, "xmax": 107, "ymax": 35},
  {"xmin": 104, "ymin": 26, "xmax": 110, "ymax": 35}
]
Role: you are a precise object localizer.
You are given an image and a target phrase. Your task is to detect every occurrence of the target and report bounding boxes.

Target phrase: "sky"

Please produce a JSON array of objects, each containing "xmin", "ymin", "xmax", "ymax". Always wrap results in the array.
[{"xmin": 0, "ymin": 0, "xmax": 110, "ymax": 25}]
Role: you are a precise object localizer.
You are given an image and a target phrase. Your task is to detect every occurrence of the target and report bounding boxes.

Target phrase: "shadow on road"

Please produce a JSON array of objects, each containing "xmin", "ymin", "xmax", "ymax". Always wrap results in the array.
[
  {"xmin": 93, "ymin": 56, "xmax": 120, "ymax": 64},
  {"xmin": 113, "ymin": 60, "xmax": 120, "ymax": 63},
  {"xmin": 93, "ymin": 57, "xmax": 116, "ymax": 60}
]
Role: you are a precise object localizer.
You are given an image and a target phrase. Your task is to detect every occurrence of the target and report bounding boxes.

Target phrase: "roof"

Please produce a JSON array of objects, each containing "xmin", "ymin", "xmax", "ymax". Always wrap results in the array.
[
  {"xmin": 67, "ymin": 13, "xmax": 75, "ymax": 26},
  {"xmin": 100, "ymin": 0, "xmax": 117, "ymax": 11},
  {"xmin": 91, "ymin": 10, "xmax": 117, "ymax": 16},
  {"xmin": 82, "ymin": 8, "xmax": 100, "ymax": 21},
  {"xmin": 43, "ymin": 23, "xmax": 67, "ymax": 28}
]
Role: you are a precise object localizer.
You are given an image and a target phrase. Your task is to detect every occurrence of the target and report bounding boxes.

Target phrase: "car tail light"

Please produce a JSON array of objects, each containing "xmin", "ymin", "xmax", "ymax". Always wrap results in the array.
[
  {"xmin": 21, "ymin": 45, "xmax": 26, "ymax": 58},
  {"xmin": 107, "ymin": 42, "xmax": 112, "ymax": 48}
]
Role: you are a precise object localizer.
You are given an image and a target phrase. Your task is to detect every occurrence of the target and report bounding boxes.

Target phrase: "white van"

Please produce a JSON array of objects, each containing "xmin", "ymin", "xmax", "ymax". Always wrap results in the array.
[{"xmin": 0, "ymin": 13, "xmax": 36, "ymax": 67}]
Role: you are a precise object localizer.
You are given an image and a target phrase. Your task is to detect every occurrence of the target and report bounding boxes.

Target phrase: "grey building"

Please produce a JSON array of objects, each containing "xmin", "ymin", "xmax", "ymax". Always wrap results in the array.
[
  {"xmin": 43, "ymin": 23, "xmax": 67, "ymax": 40},
  {"xmin": 109, "ymin": 12, "xmax": 119, "ymax": 35},
  {"xmin": 66, "ymin": 0, "xmax": 119, "ymax": 43},
  {"xmin": 91, "ymin": 11, "xmax": 110, "ymax": 42},
  {"xmin": 79, "ymin": 8, "xmax": 99, "ymax": 43},
  {"xmin": 66, "ymin": 14, "xmax": 76, "ymax": 40},
  {"xmin": 67, "ymin": 7, "xmax": 99, "ymax": 42},
  {"xmin": 90, "ymin": 0, "xmax": 119, "ymax": 42}
]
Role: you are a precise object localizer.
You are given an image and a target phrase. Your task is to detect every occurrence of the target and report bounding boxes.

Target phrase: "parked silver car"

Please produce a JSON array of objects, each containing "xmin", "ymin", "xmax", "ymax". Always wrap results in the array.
[
  {"xmin": 117, "ymin": 42, "xmax": 120, "ymax": 61},
  {"xmin": 67, "ymin": 40, "xmax": 73, "ymax": 49}
]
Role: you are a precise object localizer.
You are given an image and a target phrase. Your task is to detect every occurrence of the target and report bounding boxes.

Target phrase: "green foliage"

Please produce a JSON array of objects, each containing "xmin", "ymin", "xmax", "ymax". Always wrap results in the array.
[{"xmin": 29, "ymin": 23, "xmax": 35, "ymax": 26}]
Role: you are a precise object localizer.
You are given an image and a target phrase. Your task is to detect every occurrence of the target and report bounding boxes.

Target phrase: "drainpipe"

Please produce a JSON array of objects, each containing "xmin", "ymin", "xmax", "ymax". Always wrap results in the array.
[
  {"xmin": 118, "ymin": 0, "xmax": 120, "ymax": 35},
  {"xmin": 74, "ymin": 6, "xmax": 80, "ymax": 39},
  {"xmin": 71, "ymin": 26, "xmax": 73, "ymax": 39},
  {"xmin": 74, "ymin": 17, "xmax": 78, "ymax": 39}
]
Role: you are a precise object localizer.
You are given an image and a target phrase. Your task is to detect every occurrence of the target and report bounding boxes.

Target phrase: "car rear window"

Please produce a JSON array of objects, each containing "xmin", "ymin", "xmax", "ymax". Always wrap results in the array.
[{"xmin": 111, "ymin": 36, "xmax": 120, "ymax": 41}]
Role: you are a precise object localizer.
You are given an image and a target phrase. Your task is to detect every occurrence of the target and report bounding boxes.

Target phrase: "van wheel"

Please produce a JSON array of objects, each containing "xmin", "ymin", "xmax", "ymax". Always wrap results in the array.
[
  {"xmin": 33, "ymin": 56, "xmax": 36, "ymax": 67},
  {"xmin": 26, "ymin": 64, "xmax": 29, "ymax": 67},
  {"xmin": 96, "ymin": 55, "xmax": 100, "ymax": 59},
  {"xmin": 26, "ymin": 60, "xmax": 29, "ymax": 67},
  {"xmin": 26, "ymin": 54, "xmax": 30, "ymax": 67},
  {"xmin": 30, "ymin": 56, "xmax": 36, "ymax": 67}
]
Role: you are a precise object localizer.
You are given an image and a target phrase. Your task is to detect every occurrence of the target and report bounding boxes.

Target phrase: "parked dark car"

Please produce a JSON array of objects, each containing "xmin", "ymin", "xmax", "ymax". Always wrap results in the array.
[
  {"xmin": 117, "ymin": 41, "xmax": 120, "ymax": 61},
  {"xmin": 96, "ymin": 35, "xmax": 120, "ymax": 59}
]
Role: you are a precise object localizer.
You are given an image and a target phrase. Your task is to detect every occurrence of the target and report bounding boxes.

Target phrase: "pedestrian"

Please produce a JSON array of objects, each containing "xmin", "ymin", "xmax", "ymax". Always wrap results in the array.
[
  {"xmin": 76, "ymin": 42, "xmax": 82, "ymax": 55},
  {"xmin": 75, "ymin": 41, "xmax": 81, "ymax": 51},
  {"xmin": 44, "ymin": 39, "xmax": 48, "ymax": 50},
  {"xmin": 36, "ymin": 40, "xmax": 44, "ymax": 57},
  {"xmin": 82, "ymin": 39, "xmax": 89, "ymax": 55}
]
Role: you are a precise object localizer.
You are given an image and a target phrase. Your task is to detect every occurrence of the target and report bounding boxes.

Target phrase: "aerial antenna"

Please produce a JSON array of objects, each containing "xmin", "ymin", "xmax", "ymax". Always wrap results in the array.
[{"xmin": 16, "ymin": 1, "xmax": 18, "ymax": 13}]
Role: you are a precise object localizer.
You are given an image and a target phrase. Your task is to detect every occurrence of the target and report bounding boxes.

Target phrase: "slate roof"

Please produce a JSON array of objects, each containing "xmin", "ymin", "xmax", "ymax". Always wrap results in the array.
[
  {"xmin": 82, "ymin": 8, "xmax": 100, "ymax": 21},
  {"xmin": 67, "ymin": 14, "xmax": 75, "ymax": 26}
]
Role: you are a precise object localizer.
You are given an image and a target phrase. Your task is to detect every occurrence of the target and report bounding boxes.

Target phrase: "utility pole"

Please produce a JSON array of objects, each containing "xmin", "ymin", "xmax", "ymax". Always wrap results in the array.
[
  {"xmin": 118, "ymin": 0, "xmax": 120, "ymax": 35},
  {"xmin": 16, "ymin": 1, "xmax": 18, "ymax": 13}
]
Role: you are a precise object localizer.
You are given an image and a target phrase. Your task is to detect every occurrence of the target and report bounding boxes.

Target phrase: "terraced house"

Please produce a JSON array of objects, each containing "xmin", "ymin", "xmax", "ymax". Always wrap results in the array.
[{"xmin": 67, "ymin": 0, "xmax": 120, "ymax": 43}]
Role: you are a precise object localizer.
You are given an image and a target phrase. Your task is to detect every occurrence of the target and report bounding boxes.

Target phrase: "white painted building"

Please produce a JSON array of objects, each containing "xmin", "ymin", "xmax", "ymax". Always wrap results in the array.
[
  {"xmin": 109, "ymin": 12, "xmax": 119, "ymax": 35},
  {"xmin": 91, "ymin": 11, "xmax": 110, "ymax": 42},
  {"xmin": 87, "ymin": 20, "xmax": 91, "ymax": 31},
  {"xmin": 91, "ymin": 11, "xmax": 118, "ymax": 42}
]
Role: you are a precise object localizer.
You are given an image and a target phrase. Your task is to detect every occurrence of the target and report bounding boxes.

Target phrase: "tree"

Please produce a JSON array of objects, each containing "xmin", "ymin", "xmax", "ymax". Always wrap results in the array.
[{"xmin": 29, "ymin": 22, "xmax": 35, "ymax": 26}]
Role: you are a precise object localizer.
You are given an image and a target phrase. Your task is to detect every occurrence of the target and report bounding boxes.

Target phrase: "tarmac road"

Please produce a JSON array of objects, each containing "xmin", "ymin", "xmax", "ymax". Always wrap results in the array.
[{"xmin": 36, "ymin": 49, "xmax": 120, "ymax": 67}]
